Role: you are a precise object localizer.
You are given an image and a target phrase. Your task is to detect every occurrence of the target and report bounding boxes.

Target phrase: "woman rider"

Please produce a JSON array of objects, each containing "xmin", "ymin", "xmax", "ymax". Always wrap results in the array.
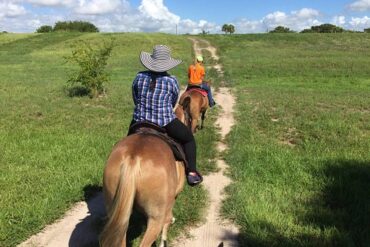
[{"xmin": 129, "ymin": 45, "xmax": 203, "ymax": 186}]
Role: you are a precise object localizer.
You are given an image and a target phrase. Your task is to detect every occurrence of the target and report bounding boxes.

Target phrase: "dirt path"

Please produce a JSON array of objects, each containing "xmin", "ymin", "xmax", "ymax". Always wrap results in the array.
[
  {"xmin": 19, "ymin": 38, "xmax": 239, "ymax": 247},
  {"xmin": 172, "ymin": 38, "xmax": 239, "ymax": 247},
  {"xmin": 19, "ymin": 193, "xmax": 104, "ymax": 247}
]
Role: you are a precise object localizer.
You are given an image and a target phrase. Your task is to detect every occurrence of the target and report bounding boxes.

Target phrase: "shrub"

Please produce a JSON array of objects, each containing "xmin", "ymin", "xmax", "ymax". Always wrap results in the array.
[
  {"xmin": 65, "ymin": 39, "xmax": 114, "ymax": 98},
  {"xmin": 270, "ymin": 26, "xmax": 295, "ymax": 33},
  {"xmin": 300, "ymin": 24, "xmax": 345, "ymax": 33},
  {"xmin": 36, "ymin": 25, "xmax": 53, "ymax": 33},
  {"xmin": 364, "ymin": 28, "xmax": 370, "ymax": 33},
  {"xmin": 54, "ymin": 21, "xmax": 99, "ymax": 32}
]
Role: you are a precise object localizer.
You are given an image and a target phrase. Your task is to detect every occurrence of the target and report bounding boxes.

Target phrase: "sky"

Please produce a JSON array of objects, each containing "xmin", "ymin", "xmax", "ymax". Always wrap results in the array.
[{"xmin": 1, "ymin": 0, "xmax": 370, "ymax": 33}]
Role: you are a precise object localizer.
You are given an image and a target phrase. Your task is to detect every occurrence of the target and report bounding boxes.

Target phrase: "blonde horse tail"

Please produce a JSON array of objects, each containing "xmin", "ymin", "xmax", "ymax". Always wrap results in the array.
[{"xmin": 100, "ymin": 158, "xmax": 140, "ymax": 247}]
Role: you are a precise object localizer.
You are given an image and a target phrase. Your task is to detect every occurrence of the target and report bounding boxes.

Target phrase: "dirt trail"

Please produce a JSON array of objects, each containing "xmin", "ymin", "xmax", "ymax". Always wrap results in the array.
[
  {"xmin": 172, "ymin": 38, "xmax": 239, "ymax": 247},
  {"xmin": 19, "ymin": 38, "xmax": 239, "ymax": 247},
  {"xmin": 19, "ymin": 193, "xmax": 104, "ymax": 247}
]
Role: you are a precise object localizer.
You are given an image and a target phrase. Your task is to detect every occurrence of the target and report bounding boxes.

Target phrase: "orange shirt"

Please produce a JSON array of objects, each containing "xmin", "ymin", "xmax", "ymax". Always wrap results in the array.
[{"xmin": 188, "ymin": 62, "xmax": 205, "ymax": 86}]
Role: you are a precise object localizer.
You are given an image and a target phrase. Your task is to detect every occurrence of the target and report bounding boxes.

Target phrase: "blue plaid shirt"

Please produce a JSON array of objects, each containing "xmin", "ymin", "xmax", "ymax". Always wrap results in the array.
[{"xmin": 132, "ymin": 71, "xmax": 180, "ymax": 126}]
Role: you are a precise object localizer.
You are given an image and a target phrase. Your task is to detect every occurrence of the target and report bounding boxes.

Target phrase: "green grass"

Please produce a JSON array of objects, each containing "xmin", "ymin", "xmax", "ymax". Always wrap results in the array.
[
  {"xmin": 0, "ymin": 33, "xmax": 218, "ymax": 246},
  {"xmin": 203, "ymin": 33, "xmax": 370, "ymax": 246}
]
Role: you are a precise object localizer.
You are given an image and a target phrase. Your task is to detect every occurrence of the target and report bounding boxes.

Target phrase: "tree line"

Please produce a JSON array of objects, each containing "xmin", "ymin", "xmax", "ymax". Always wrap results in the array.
[
  {"xmin": 36, "ymin": 21, "xmax": 99, "ymax": 33},
  {"xmin": 213, "ymin": 23, "xmax": 370, "ymax": 35},
  {"xmin": 269, "ymin": 23, "xmax": 370, "ymax": 33},
  {"xmin": 35, "ymin": 21, "xmax": 370, "ymax": 34}
]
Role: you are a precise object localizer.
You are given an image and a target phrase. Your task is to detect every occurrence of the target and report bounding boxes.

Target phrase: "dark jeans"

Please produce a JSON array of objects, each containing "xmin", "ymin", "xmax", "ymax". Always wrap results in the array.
[
  {"xmin": 128, "ymin": 119, "xmax": 197, "ymax": 172},
  {"xmin": 187, "ymin": 82, "xmax": 215, "ymax": 107}
]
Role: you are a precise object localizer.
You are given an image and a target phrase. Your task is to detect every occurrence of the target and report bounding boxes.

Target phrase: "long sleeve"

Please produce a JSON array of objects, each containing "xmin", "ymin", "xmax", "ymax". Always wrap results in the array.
[
  {"xmin": 132, "ymin": 76, "xmax": 139, "ymax": 105},
  {"xmin": 172, "ymin": 79, "xmax": 180, "ymax": 108}
]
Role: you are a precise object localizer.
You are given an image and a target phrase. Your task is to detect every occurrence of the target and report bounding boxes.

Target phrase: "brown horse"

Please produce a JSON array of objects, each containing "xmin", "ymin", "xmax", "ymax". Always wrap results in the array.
[
  {"xmin": 100, "ymin": 108, "xmax": 187, "ymax": 247},
  {"xmin": 178, "ymin": 86, "xmax": 209, "ymax": 133}
]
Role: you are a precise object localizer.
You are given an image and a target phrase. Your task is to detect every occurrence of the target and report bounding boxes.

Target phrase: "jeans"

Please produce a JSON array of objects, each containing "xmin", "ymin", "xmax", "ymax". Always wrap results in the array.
[{"xmin": 200, "ymin": 82, "xmax": 215, "ymax": 107}]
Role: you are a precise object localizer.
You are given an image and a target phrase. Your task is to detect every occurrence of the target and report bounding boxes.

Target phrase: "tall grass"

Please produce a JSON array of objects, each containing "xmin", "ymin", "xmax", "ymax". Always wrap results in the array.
[
  {"xmin": 204, "ymin": 33, "xmax": 370, "ymax": 246},
  {"xmin": 0, "ymin": 33, "xmax": 218, "ymax": 246}
]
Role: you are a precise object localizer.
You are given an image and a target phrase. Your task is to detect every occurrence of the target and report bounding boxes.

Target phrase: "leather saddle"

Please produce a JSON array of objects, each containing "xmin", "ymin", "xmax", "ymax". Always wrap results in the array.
[{"xmin": 128, "ymin": 121, "xmax": 188, "ymax": 168}]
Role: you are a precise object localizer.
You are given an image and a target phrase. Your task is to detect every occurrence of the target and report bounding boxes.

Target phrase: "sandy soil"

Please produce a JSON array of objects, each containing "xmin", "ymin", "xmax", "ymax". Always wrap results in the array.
[
  {"xmin": 18, "ymin": 38, "xmax": 239, "ymax": 247},
  {"xmin": 18, "ymin": 194, "xmax": 104, "ymax": 247}
]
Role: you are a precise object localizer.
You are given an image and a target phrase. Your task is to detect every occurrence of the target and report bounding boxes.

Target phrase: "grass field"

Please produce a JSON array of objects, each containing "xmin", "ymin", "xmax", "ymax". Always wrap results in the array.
[
  {"xmin": 2, "ymin": 32, "xmax": 370, "ymax": 247},
  {"xmin": 203, "ymin": 33, "xmax": 370, "ymax": 246},
  {"xmin": 0, "ymin": 33, "xmax": 219, "ymax": 247}
]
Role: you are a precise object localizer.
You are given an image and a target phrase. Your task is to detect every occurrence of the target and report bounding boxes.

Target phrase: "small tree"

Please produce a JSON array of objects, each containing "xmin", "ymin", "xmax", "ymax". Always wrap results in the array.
[
  {"xmin": 222, "ymin": 24, "xmax": 229, "ymax": 34},
  {"xmin": 65, "ymin": 39, "xmax": 114, "ymax": 98},
  {"xmin": 222, "ymin": 24, "xmax": 235, "ymax": 34},
  {"xmin": 229, "ymin": 24, "xmax": 235, "ymax": 34},
  {"xmin": 36, "ymin": 25, "xmax": 53, "ymax": 33}
]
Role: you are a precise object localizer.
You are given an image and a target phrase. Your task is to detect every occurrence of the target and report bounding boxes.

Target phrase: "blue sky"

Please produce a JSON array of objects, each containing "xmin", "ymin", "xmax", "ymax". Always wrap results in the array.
[{"xmin": 1, "ymin": 0, "xmax": 370, "ymax": 33}]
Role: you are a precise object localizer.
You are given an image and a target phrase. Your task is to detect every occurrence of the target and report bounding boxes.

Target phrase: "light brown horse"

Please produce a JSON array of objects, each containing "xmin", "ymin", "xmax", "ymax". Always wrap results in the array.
[
  {"xmin": 178, "ymin": 86, "xmax": 209, "ymax": 133},
  {"xmin": 100, "ymin": 107, "xmax": 187, "ymax": 247}
]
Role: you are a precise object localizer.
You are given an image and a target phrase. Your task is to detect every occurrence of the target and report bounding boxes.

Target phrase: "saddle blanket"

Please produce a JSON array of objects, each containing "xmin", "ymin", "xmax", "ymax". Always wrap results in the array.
[{"xmin": 187, "ymin": 88, "xmax": 207, "ymax": 97}]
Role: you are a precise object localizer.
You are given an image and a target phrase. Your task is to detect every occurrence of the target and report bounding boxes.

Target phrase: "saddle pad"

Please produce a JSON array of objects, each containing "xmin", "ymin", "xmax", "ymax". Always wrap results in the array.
[{"xmin": 188, "ymin": 88, "xmax": 207, "ymax": 97}]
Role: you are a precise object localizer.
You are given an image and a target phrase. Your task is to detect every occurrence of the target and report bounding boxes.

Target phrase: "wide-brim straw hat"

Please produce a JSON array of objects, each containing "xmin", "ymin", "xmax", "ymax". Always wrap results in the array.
[{"xmin": 140, "ymin": 45, "xmax": 182, "ymax": 72}]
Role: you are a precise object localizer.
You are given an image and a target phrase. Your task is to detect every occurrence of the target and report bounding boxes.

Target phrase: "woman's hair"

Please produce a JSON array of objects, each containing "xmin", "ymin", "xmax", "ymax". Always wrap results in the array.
[{"xmin": 149, "ymin": 71, "xmax": 169, "ymax": 91}]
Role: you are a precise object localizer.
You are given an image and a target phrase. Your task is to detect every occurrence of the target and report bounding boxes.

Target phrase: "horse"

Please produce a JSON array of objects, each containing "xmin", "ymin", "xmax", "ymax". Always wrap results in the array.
[
  {"xmin": 178, "ymin": 84, "xmax": 210, "ymax": 133},
  {"xmin": 100, "ymin": 107, "xmax": 187, "ymax": 247}
]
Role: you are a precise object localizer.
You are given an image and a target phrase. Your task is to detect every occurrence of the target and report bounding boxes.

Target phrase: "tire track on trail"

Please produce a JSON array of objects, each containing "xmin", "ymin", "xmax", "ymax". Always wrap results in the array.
[{"xmin": 173, "ymin": 38, "xmax": 239, "ymax": 247}]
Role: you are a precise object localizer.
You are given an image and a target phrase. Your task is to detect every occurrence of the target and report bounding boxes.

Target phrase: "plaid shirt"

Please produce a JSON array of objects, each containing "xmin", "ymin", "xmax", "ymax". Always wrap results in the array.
[{"xmin": 132, "ymin": 71, "xmax": 180, "ymax": 126}]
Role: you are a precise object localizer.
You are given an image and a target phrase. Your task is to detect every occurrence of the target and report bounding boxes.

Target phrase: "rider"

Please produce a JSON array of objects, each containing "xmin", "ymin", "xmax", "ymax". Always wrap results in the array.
[
  {"xmin": 129, "ymin": 45, "xmax": 203, "ymax": 186},
  {"xmin": 187, "ymin": 55, "xmax": 216, "ymax": 107}
]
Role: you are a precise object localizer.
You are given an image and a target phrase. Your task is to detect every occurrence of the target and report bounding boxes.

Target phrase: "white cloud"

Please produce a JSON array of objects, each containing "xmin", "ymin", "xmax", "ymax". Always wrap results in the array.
[
  {"xmin": 233, "ymin": 8, "xmax": 321, "ymax": 33},
  {"xmin": 349, "ymin": 0, "xmax": 370, "ymax": 11},
  {"xmin": 292, "ymin": 8, "xmax": 320, "ymax": 19},
  {"xmin": 332, "ymin": 15, "xmax": 346, "ymax": 26},
  {"xmin": 26, "ymin": 0, "xmax": 74, "ymax": 7},
  {"xmin": 75, "ymin": 0, "xmax": 124, "ymax": 15},
  {"xmin": 262, "ymin": 8, "xmax": 321, "ymax": 31},
  {"xmin": 234, "ymin": 19, "xmax": 264, "ymax": 33},
  {"xmin": 0, "ymin": 1, "xmax": 27, "ymax": 19},
  {"xmin": 349, "ymin": 16, "xmax": 370, "ymax": 29},
  {"xmin": 177, "ymin": 19, "xmax": 219, "ymax": 34},
  {"xmin": 139, "ymin": 0, "xmax": 180, "ymax": 23}
]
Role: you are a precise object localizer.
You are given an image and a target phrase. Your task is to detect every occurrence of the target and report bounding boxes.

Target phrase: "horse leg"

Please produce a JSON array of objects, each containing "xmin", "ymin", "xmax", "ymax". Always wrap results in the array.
[
  {"xmin": 159, "ymin": 206, "xmax": 175, "ymax": 247},
  {"xmin": 191, "ymin": 116, "xmax": 198, "ymax": 133},
  {"xmin": 140, "ymin": 217, "xmax": 164, "ymax": 247},
  {"xmin": 200, "ymin": 110, "xmax": 206, "ymax": 129}
]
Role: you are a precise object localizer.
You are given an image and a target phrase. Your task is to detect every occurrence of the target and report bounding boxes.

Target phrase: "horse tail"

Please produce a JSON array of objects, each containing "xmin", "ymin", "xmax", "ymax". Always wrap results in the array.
[
  {"xmin": 182, "ymin": 96, "xmax": 192, "ymax": 127},
  {"xmin": 100, "ymin": 157, "xmax": 140, "ymax": 247}
]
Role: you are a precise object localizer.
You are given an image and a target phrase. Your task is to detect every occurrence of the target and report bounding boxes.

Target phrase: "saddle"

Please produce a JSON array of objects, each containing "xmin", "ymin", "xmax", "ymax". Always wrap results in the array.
[{"xmin": 128, "ymin": 121, "xmax": 188, "ymax": 168}]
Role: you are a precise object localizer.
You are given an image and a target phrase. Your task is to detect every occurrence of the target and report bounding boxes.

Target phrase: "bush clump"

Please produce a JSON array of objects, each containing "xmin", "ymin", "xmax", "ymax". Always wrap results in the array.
[
  {"xmin": 54, "ymin": 21, "xmax": 99, "ymax": 32},
  {"xmin": 65, "ymin": 39, "xmax": 114, "ymax": 98},
  {"xmin": 35, "ymin": 21, "xmax": 99, "ymax": 33},
  {"xmin": 36, "ymin": 25, "xmax": 53, "ymax": 33}
]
